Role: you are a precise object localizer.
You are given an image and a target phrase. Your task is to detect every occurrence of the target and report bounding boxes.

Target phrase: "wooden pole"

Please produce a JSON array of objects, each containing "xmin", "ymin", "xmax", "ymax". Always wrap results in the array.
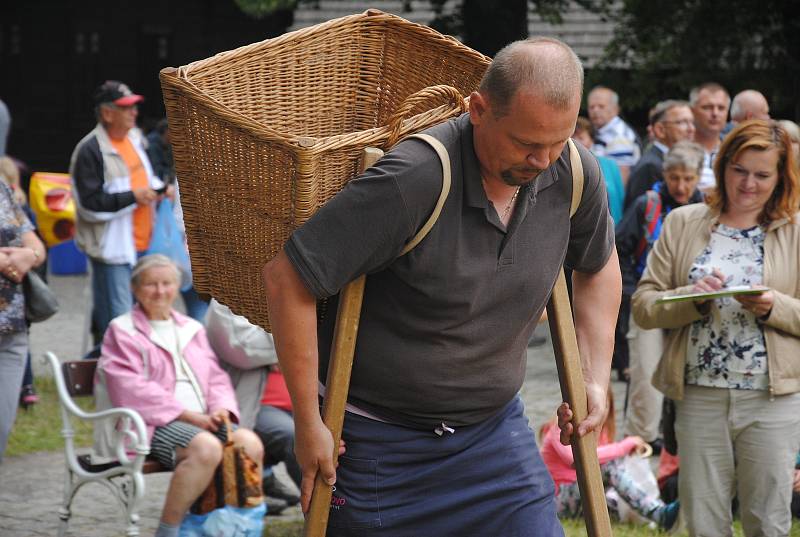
[
  {"xmin": 546, "ymin": 269, "xmax": 612, "ymax": 536},
  {"xmin": 304, "ymin": 147, "xmax": 384, "ymax": 537}
]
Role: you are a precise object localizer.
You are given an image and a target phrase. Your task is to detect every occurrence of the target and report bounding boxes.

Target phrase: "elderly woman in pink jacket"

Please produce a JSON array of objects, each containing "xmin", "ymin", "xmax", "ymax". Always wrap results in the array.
[{"xmin": 99, "ymin": 254, "xmax": 263, "ymax": 537}]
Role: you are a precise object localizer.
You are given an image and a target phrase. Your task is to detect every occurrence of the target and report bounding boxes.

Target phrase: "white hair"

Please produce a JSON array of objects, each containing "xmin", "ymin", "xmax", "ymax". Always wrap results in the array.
[
  {"xmin": 663, "ymin": 141, "xmax": 705, "ymax": 174},
  {"xmin": 589, "ymin": 86, "xmax": 619, "ymax": 107},
  {"xmin": 131, "ymin": 254, "xmax": 180, "ymax": 288}
]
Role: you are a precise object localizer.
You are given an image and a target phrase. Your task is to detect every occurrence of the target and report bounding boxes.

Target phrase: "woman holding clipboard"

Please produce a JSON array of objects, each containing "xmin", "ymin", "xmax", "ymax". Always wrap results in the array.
[{"xmin": 632, "ymin": 120, "xmax": 800, "ymax": 537}]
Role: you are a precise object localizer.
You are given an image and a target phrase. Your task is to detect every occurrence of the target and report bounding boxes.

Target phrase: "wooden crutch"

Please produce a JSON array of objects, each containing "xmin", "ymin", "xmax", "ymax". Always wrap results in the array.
[
  {"xmin": 547, "ymin": 271, "xmax": 613, "ymax": 536},
  {"xmin": 543, "ymin": 137, "xmax": 612, "ymax": 536},
  {"xmin": 304, "ymin": 147, "xmax": 384, "ymax": 537}
]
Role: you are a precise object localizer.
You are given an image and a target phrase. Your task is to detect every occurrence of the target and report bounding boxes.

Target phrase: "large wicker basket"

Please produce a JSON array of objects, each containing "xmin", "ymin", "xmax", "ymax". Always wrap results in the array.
[{"xmin": 160, "ymin": 9, "xmax": 490, "ymax": 330}]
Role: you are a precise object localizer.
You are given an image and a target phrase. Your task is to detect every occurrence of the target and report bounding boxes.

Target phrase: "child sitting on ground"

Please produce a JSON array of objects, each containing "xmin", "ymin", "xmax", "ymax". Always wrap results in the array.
[{"xmin": 540, "ymin": 391, "xmax": 679, "ymax": 530}]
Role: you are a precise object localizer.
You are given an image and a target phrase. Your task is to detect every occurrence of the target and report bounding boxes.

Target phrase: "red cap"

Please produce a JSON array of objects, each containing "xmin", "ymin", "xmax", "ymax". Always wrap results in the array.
[{"xmin": 94, "ymin": 80, "xmax": 144, "ymax": 107}]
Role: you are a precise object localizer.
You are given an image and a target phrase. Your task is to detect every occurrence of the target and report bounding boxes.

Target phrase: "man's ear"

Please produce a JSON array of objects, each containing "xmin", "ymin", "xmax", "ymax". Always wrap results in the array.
[
  {"xmin": 652, "ymin": 122, "xmax": 666, "ymax": 141},
  {"xmin": 99, "ymin": 105, "xmax": 113, "ymax": 124},
  {"xmin": 469, "ymin": 91, "xmax": 488, "ymax": 125}
]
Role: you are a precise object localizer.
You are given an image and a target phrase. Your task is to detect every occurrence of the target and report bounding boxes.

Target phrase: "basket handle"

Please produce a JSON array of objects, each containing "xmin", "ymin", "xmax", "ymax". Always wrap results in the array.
[{"xmin": 385, "ymin": 85, "xmax": 467, "ymax": 149}]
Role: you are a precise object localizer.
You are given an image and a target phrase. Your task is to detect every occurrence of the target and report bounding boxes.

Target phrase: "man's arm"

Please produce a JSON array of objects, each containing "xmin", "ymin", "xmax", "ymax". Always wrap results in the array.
[
  {"xmin": 262, "ymin": 250, "xmax": 335, "ymax": 513},
  {"xmin": 559, "ymin": 249, "xmax": 621, "ymax": 444},
  {"xmin": 72, "ymin": 139, "xmax": 155, "ymax": 212}
]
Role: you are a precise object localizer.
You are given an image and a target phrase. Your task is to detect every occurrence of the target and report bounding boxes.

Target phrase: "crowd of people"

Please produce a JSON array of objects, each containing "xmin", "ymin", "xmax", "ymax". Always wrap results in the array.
[
  {"xmin": 0, "ymin": 34, "xmax": 799, "ymax": 537},
  {"xmin": 568, "ymin": 81, "xmax": 800, "ymax": 536},
  {"xmin": 0, "ymin": 83, "xmax": 304, "ymax": 536}
]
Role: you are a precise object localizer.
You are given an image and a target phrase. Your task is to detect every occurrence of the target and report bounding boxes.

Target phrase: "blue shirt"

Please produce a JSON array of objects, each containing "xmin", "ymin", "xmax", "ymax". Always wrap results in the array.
[{"xmin": 598, "ymin": 155, "xmax": 624, "ymax": 224}]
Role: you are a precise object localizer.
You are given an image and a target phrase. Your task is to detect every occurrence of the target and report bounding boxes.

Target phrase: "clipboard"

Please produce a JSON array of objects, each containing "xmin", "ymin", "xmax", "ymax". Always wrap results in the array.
[
  {"xmin": 656, "ymin": 285, "xmax": 768, "ymax": 304},
  {"xmin": 656, "ymin": 286, "xmax": 765, "ymax": 304}
]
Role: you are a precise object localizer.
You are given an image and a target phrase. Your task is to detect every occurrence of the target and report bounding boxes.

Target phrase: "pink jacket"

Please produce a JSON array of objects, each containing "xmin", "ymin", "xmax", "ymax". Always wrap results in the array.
[
  {"xmin": 540, "ymin": 422, "xmax": 637, "ymax": 492},
  {"xmin": 97, "ymin": 305, "xmax": 240, "ymax": 443}
]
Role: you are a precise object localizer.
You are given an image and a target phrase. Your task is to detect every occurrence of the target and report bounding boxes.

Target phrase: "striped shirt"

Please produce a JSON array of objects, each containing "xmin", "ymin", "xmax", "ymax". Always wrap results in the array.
[{"xmin": 592, "ymin": 116, "xmax": 641, "ymax": 168}]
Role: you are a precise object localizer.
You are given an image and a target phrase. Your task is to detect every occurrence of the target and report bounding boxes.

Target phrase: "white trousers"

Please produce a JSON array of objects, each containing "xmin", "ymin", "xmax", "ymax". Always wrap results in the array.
[
  {"xmin": 623, "ymin": 318, "xmax": 664, "ymax": 442},
  {"xmin": 676, "ymin": 385, "xmax": 800, "ymax": 537}
]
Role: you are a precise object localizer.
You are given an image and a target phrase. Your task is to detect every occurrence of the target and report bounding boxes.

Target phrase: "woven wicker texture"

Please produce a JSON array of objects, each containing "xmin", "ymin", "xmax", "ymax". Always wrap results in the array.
[{"xmin": 160, "ymin": 9, "xmax": 490, "ymax": 330}]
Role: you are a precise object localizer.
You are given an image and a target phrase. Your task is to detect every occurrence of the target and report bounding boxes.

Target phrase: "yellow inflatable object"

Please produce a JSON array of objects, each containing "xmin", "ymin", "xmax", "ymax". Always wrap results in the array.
[{"xmin": 29, "ymin": 172, "xmax": 76, "ymax": 247}]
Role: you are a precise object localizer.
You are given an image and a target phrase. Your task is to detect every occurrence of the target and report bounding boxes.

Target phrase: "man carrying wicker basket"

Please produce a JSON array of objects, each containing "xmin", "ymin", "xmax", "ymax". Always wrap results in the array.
[{"xmin": 264, "ymin": 37, "xmax": 620, "ymax": 536}]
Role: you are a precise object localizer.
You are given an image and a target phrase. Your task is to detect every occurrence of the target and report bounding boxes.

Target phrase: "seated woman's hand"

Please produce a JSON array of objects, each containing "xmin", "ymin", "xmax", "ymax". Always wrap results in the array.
[
  {"xmin": 210, "ymin": 408, "xmax": 230, "ymax": 430},
  {"xmin": 178, "ymin": 410, "xmax": 218, "ymax": 431}
]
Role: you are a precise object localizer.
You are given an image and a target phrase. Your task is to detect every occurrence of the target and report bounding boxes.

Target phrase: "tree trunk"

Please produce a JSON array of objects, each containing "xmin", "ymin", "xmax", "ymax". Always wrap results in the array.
[{"xmin": 462, "ymin": 0, "xmax": 528, "ymax": 57}]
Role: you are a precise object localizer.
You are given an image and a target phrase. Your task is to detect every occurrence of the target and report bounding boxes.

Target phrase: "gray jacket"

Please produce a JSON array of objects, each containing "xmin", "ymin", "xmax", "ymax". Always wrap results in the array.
[{"xmin": 205, "ymin": 298, "xmax": 277, "ymax": 429}]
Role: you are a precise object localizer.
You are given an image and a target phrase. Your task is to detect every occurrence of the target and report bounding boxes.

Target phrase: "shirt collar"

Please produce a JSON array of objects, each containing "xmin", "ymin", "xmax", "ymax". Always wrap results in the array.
[
  {"xmin": 598, "ymin": 115, "xmax": 622, "ymax": 135},
  {"xmin": 653, "ymin": 140, "xmax": 669, "ymax": 155}
]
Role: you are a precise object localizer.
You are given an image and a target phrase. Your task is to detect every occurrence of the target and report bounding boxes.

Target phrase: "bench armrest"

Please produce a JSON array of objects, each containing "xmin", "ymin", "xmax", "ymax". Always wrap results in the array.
[{"xmin": 45, "ymin": 352, "xmax": 149, "ymax": 474}]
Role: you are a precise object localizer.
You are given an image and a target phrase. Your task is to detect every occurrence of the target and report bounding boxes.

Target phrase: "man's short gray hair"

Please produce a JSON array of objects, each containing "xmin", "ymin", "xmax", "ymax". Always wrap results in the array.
[
  {"xmin": 131, "ymin": 254, "xmax": 181, "ymax": 288},
  {"xmin": 649, "ymin": 100, "xmax": 690, "ymax": 126},
  {"xmin": 689, "ymin": 82, "xmax": 729, "ymax": 107},
  {"xmin": 478, "ymin": 36, "xmax": 584, "ymax": 116},
  {"xmin": 663, "ymin": 141, "xmax": 705, "ymax": 174},
  {"xmin": 94, "ymin": 103, "xmax": 116, "ymax": 124},
  {"xmin": 589, "ymin": 86, "xmax": 619, "ymax": 107},
  {"xmin": 730, "ymin": 90, "xmax": 768, "ymax": 122}
]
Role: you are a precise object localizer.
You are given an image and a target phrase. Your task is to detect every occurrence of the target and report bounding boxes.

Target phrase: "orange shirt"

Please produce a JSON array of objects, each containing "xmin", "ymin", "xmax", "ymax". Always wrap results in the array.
[{"xmin": 110, "ymin": 137, "xmax": 152, "ymax": 252}]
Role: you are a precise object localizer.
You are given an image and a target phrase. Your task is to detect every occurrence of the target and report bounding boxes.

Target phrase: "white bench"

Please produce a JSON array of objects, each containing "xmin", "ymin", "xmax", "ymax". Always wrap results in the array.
[{"xmin": 46, "ymin": 351, "xmax": 167, "ymax": 537}]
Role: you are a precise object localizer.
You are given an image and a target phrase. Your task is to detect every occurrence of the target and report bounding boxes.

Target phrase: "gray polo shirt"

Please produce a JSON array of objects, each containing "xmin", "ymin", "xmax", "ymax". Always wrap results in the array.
[{"xmin": 285, "ymin": 113, "xmax": 613, "ymax": 428}]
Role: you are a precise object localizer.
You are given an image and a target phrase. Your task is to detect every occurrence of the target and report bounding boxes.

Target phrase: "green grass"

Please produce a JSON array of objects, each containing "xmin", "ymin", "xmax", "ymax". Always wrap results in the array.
[{"xmin": 7, "ymin": 376, "xmax": 93, "ymax": 457}]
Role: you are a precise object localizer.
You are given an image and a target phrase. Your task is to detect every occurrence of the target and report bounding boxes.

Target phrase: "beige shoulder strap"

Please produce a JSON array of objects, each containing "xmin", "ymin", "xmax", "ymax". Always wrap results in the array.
[
  {"xmin": 399, "ymin": 133, "xmax": 452, "ymax": 256},
  {"xmin": 399, "ymin": 136, "xmax": 578, "ymax": 256},
  {"xmin": 567, "ymin": 138, "xmax": 584, "ymax": 218}
]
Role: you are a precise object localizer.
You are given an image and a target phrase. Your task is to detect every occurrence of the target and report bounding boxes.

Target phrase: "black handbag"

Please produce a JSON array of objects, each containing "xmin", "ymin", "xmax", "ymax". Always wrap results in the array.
[{"xmin": 23, "ymin": 270, "xmax": 59, "ymax": 323}]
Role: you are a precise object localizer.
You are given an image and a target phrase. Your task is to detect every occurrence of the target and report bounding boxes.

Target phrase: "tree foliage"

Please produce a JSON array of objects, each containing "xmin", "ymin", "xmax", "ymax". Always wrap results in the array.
[
  {"xmin": 234, "ymin": 0, "xmax": 314, "ymax": 19},
  {"xmin": 600, "ymin": 0, "xmax": 800, "ymax": 118},
  {"xmin": 429, "ymin": 0, "xmax": 613, "ymax": 56}
]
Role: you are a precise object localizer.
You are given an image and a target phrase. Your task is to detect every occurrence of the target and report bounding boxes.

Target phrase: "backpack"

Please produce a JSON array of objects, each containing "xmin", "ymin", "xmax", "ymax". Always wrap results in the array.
[{"xmin": 634, "ymin": 190, "xmax": 663, "ymax": 275}]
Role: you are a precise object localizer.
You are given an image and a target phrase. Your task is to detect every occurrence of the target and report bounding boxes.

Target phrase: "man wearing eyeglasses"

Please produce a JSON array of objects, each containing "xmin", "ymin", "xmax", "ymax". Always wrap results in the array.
[
  {"xmin": 623, "ymin": 100, "xmax": 695, "ymax": 210},
  {"xmin": 70, "ymin": 81, "xmax": 166, "ymax": 347}
]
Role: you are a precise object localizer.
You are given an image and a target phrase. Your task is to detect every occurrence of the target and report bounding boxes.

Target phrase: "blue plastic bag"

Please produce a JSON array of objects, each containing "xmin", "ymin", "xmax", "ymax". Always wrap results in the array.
[
  {"xmin": 178, "ymin": 502, "xmax": 266, "ymax": 537},
  {"xmin": 146, "ymin": 199, "xmax": 193, "ymax": 291}
]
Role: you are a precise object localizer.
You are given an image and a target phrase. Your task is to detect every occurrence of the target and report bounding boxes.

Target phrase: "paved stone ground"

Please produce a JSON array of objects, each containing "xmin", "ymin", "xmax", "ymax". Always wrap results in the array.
[{"xmin": 0, "ymin": 272, "xmax": 627, "ymax": 537}]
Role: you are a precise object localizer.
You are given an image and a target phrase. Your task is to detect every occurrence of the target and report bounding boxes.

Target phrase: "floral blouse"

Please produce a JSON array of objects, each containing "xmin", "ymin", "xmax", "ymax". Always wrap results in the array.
[
  {"xmin": 0, "ymin": 182, "xmax": 34, "ymax": 334},
  {"xmin": 686, "ymin": 223, "xmax": 768, "ymax": 390}
]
